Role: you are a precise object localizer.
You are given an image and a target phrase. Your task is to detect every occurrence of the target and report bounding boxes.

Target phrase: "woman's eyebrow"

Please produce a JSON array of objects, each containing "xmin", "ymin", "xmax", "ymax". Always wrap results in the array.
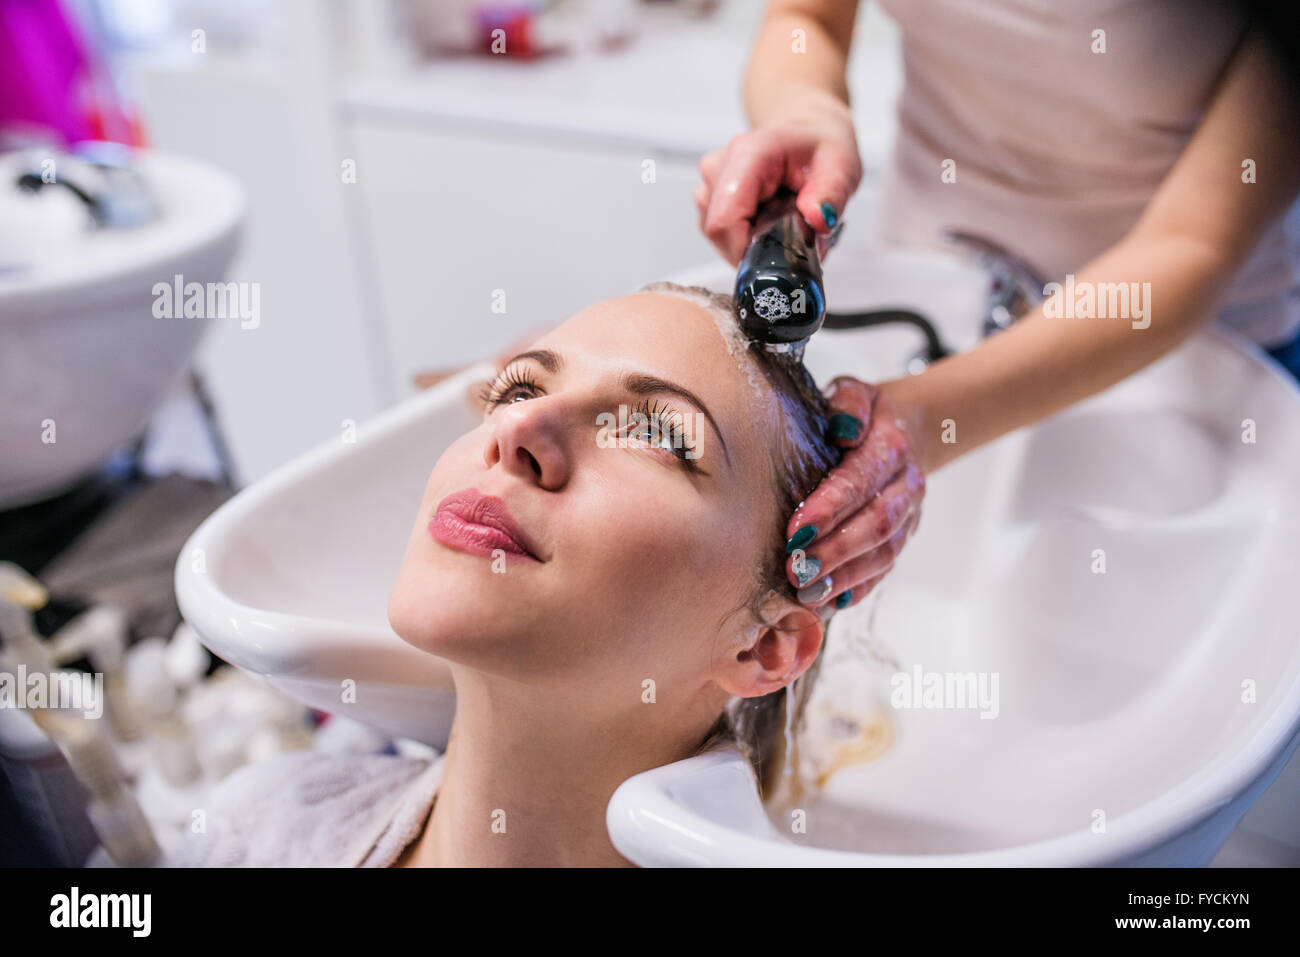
[
  {"xmin": 501, "ymin": 349, "xmax": 731, "ymax": 466},
  {"xmin": 622, "ymin": 372, "xmax": 731, "ymax": 466},
  {"xmin": 500, "ymin": 348, "xmax": 562, "ymax": 374}
]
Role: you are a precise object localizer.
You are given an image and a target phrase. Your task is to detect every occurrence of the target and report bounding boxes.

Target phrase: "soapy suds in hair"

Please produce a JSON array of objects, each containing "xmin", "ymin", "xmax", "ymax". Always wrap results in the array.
[
  {"xmin": 707, "ymin": 301, "xmax": 772, "ymax": 404},
  {"xmin": 635, "ymin": 282, "xmax": 835, "ymax": 554},
  {"xmin": 635, "ymin": 282, "xmax": 771, "ymax": 403}
]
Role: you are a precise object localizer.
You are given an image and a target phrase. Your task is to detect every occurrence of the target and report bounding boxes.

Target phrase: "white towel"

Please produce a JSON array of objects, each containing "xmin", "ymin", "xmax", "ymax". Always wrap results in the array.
[{"xmin": 171, "ymin": 749, "xmax": 445, "ymax": 867}]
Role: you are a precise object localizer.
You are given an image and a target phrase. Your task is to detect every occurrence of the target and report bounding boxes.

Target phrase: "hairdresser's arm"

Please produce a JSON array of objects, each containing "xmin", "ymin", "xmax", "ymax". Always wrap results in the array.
[
  {"xmin": 744, "ymin": 0, "xmax": 858, "ymax": 126},
  {"xmin": 786, "ymin": 31, "xmax": 1299, "ymax": 611},
  {"xmin": 883, "ymin": 32, "xmax": 1300, "ymax": 474},
  {"xmin": 696, "ymin": 0, "xmax": 862, "ymax": 263}
]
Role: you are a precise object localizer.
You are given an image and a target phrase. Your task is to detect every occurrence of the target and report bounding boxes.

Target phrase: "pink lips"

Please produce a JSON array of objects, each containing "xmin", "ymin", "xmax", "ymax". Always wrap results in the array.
[{"xmin": 429, "ymin": 489, "xmax": 543, "ymax": 562}]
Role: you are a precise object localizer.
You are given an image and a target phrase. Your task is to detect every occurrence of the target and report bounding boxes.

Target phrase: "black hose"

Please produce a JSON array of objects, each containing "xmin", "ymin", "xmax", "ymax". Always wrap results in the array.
[{"xmin": 821, "ymin": 309, "xmax": 951, "ymax": 362}]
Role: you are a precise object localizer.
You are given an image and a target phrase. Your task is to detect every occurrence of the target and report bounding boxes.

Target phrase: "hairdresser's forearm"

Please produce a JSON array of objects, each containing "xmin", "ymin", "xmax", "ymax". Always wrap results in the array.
[
  {"xmin": 744, "ymin": 0, "xmax": 859, "ymax": 127},
  {"xmin": 880, "ymin": 231, "xmax": 1233, "ymax": 473}
]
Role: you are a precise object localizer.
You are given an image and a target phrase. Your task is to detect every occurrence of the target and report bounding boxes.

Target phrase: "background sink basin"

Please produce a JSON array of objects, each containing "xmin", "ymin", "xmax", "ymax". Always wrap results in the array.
[
  {"xmin": 174, "ymin": 245, "xmax": 1300, "ymax": 864},
  {"xmin": 0, "ymin": 149, "xmax": 244, "ymax": 507}
]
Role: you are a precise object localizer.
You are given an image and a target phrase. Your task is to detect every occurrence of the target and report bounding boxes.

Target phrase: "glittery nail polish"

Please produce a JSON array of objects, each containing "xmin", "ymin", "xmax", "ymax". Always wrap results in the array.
[
  {"xmin": 797, "ymin": 575, "xmax": 833, "ymax": 604},
  {"xmin": 793, "ymin": 557, "xmax": 822, "ymax": 587}
]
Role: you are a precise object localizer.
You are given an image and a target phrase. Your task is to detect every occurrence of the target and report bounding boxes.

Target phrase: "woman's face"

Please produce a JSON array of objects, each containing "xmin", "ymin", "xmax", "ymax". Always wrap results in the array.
[{"xmin": 388, "ymin": 292, "xmax": 807, "ymax": 713}]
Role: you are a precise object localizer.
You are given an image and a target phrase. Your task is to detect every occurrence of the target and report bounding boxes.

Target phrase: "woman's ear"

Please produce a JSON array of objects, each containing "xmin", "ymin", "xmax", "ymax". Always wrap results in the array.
[{"xmin": 713, "ymin": 592, "xmax": 825, "ymax": 699}]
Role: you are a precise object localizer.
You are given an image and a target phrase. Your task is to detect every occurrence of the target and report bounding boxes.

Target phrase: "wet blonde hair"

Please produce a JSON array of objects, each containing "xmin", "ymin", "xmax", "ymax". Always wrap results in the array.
[{"xmin": 637, "ymin": 281, "xmax": 842, "ymax": 801}]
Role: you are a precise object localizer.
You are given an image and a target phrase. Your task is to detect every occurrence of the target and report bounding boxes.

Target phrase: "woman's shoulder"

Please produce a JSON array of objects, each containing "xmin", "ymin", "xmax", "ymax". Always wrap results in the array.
[{"xmin": 171, "ymin": 748, "xmax": 438, "ymax": 868}]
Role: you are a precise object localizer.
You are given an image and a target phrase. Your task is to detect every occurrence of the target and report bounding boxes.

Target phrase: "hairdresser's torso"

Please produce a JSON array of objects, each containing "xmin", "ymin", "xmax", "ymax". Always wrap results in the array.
[{"xmin": 871, "ymin": 0, "xmax": 1299, "ymax": 346}]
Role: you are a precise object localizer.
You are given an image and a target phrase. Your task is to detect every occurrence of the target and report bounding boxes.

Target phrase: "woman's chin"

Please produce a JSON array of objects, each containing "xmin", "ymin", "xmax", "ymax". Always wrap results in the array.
[{"xmin": 386, "ymin": 568, "xmax": 534, "ymax": 661}]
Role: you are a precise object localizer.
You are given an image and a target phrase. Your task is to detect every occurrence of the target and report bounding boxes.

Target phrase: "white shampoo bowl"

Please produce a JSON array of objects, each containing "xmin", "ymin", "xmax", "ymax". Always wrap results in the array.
[
  {"xmin": 0, "ymin": 149, "xmax": 243, "ymax": 507},
  {"xmin": 174, "ymin": 248, "xmax": 1300, "ymax": 864},
  {"xmin": 174, "ymin": 366, "xmax": 485, "ymax": 747}
]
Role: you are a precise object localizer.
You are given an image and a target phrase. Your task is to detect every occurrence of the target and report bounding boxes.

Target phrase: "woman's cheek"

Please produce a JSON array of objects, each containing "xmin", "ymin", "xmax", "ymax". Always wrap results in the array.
[{"xmin": 619, "ymin": 501, "xmax": 722, "ymax": 583}]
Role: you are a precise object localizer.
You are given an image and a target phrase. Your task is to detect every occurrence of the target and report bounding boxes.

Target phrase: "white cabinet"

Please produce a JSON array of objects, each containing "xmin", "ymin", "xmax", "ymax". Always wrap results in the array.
[
  {"xmin": 338, "ymin": 3, "xmax": 902, "ymax": 397},
  {"xmin": 347, "ymin": 120, "xmax": 716, "ymax": 394}
]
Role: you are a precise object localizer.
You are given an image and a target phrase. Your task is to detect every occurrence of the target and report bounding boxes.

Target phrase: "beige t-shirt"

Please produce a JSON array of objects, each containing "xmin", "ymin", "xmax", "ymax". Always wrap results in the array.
[{"xmin": 872, "ymin": 0, "xmax": 1299, "ymax": 345}]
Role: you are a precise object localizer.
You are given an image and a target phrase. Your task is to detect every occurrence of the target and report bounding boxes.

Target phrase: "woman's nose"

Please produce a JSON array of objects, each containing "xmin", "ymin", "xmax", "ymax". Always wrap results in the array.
[{"xmin": 484, "ymin": 399, "xmax": 569, "ymax": 490}]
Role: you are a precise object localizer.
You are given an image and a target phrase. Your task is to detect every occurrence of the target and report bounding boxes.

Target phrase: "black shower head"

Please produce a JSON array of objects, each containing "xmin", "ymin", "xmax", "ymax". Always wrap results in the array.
[{"xmin": 733, "ymin": 190, "xmax": 835, "ymax": 355}]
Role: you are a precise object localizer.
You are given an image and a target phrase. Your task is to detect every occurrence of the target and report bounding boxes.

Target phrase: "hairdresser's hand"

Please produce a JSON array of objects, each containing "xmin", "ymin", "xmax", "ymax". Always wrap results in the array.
[
  {"xmin": 695, "ymin": 90, "xmax": 862, "ymax": 265},
  {"xmin": 784, "ymin": 377, "xmax": 925, "ymax": 610}
]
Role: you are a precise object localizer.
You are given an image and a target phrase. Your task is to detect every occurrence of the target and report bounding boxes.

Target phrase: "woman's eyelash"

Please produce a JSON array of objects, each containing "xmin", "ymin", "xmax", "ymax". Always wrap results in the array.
[
  {"xmin": 478, "ymin": 365, "xmax": 539, "ymax": 408},
  {"xmin": 478, "ymin": 370, "xmax": 701, "ymax": 474},
  {"xmin": 627, "ymin": 399, "xmax": 701, "ymax": 472}
]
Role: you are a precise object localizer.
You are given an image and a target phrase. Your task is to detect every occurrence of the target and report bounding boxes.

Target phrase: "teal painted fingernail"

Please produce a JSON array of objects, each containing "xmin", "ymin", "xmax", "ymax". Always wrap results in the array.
[
  {"xmin": 785, "ymin": 525, "xmax": 817, "ymax": 553},
  {"xmin": 793, "ymin": 556, "xmax": 822, "ymax": 587},
  {"xmin": 797, "ymin": 574, "xmax": 833, "ymax": 604},
  {"xmin": 820, "ymin": 201, "xmax": 838, "ymax": 228},
  {"xmin": 835, "ymin": 590, "xmax": 853, "ymax": 609},
  {"xmin": 829, "ymin": 413, "xmax": 861, "ymax": 440}
]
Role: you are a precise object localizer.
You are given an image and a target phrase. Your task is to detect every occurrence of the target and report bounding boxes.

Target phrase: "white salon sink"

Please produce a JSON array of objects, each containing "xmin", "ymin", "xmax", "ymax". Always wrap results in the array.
[
  {"xmin": 0, "ymin": 149, "xmax": 243, "ymax": 507},
  {"xmin": 175, "ymin": 246, "xmax": 1300, "ymax": 865},
  {"xmin": 174, "ymin": 372, "xmax": 473, "ymax": 746}
]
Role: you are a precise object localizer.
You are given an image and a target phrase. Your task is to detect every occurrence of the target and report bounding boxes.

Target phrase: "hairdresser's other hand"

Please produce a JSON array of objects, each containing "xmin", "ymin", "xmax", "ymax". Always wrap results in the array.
[
  {"xmin": 695, "ymin": 90, "xmax": 862, "ymax": 265},
  {"xmin": 784, "ymin": 377, "xmax": 925, "ymax": 610}
]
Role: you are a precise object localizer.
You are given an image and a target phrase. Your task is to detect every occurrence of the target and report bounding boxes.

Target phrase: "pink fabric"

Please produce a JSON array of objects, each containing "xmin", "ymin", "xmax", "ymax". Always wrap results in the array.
[
  {"xmin": 0, "ymin": 0, "xmax": 96, "ymax": 144},
  {"xmin": 871, "ymin": 0, "xmax": 1298, "ymax": 345}
]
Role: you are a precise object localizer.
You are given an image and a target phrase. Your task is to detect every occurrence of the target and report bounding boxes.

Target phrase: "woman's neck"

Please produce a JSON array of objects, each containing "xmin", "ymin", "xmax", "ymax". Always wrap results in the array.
[{"xmin": 394, "ymin": 671, "xmax": 725, "ymax": 868}]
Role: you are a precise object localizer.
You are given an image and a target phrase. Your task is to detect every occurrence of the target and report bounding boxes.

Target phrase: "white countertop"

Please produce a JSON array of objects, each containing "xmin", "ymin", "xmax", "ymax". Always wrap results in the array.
[{"xmin": 339, "ymin": 5, "xmax": 903, "ymax": 166}]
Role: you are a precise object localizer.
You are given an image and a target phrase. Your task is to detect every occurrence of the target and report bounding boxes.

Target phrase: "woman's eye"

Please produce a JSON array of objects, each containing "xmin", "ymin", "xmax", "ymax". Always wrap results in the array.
[
  {"xmin": 629, "ymin": 414, "xmax": 696, "ymax": 466},
  {"xmin": 485, "ymin": 383, "xmax": 537, "ymax": 407},
  {"xmin": 480, "ymin": 364, "xmax": 542, "ymax": 410},
  {"xmin": 635, "ymin": 422, "xmax": 672, "ymax": 449},
  {"xmin": 630, "ymin": 417, "xmax": 666, "ymax": 447}
]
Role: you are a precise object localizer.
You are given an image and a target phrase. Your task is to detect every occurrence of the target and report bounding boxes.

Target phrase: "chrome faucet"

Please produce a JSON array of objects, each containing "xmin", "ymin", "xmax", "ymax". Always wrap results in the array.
[
  {"xmin": 14, "ymin": 142, "xmax": 157, "ymax": 229},
  {"xmin": 790, "ymin": 230, "xmax": 1052, "ymax": 376},
  {"xmin": 944, "ymin": 229, "xmax": 1049, "ymax": 339}
]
